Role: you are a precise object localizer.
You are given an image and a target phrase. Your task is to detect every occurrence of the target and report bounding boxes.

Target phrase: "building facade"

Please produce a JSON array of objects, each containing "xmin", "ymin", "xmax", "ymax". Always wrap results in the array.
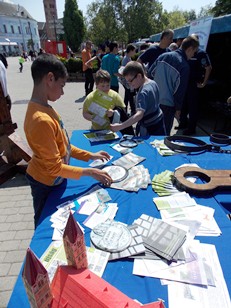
[
  {"xmin": 0, "ymin": 2, "xmax": 40, "ymax": 55},
  {"xmin": 43, "ymin": 0, "xmax": 58, "ymax": 42}
]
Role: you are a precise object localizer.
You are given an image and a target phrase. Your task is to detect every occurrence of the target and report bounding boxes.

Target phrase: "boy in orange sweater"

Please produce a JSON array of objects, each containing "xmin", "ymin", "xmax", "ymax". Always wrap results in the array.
[{"xmin": 24, "ymin": 53, "xmax": 112, "ymax": 228}]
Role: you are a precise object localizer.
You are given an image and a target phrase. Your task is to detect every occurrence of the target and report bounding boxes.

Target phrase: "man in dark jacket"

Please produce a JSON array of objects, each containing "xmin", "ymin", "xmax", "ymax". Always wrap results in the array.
[{"xmin": 148, "ymin": 35, "xmax": 199, "ymax": 135}]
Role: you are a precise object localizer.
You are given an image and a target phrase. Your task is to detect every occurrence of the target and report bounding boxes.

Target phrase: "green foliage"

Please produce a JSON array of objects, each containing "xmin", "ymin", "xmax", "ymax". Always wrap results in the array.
[
  {"xmin": 164, "ymin": 10, "xmax": 186, "ymax": 29},
  {"xmin": 63, "ymin": 0, "xmax": 85, "ymax": 51},
  {"xmin": 183, "ymin": 9, "xmax": 197, "ymax": 23},
  {"xmin": 211, "ymin": 0, "xmax": 231, "ymax": 17},
  {"xmin": 86, "ymin": 0, "xmax": 164, "ymax": 45},
  {"xmin": 57, "ymin": 56, "xmax": 82, "ymax": 73},
  {"xmin": 57, "ymin": 56, "xmax": 67, "ymax": 66},
  {"xmin": 66, "ymin": 57, "xmax": 82, "ymax": 73},
  {"xmin": 121, "ymin": 0, "xmax": 164, "ymax": 42},
  {"xmin": 197, "ymin": 5, "xmax": 213, "ymax": 18},
  {"xmin": 85, "ymin": 0, "xmax": 227, "ymax": 44}
]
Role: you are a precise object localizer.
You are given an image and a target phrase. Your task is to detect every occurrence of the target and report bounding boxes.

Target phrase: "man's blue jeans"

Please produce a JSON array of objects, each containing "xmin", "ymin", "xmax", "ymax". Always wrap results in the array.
[{"xmin": 160, "ymin": 104, "xmax": 175, "ymax": 136}]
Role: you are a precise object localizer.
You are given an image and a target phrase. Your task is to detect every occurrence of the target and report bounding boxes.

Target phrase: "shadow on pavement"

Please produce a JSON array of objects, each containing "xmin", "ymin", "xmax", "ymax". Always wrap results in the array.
[
  {"xmin": 75, "ymin": 96, "xmax": 85, "ymax": 103},
  {"xmin": 0, "ymin": 173, "xmax": 29, "ymax": 188}
]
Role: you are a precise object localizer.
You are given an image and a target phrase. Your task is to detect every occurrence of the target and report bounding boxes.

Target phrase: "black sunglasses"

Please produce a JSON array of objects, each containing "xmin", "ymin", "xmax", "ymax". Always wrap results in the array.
[{"xmin": 128, "ymin": 74, "xmax": 138, "ymax": 83}]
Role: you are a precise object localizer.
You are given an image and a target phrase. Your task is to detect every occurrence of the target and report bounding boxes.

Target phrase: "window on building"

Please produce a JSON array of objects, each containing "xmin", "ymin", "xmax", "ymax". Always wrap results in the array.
[
  {"xmin": 11, "ymin": 25, "xmax": 14, "ymax": 33},
  {"xmin": 18, "ymin": 26, "xmax": 21, "ymax": 34},
  {"xmin": 3, "ymin": 25, "xmax": 7, "ymax": 33}
]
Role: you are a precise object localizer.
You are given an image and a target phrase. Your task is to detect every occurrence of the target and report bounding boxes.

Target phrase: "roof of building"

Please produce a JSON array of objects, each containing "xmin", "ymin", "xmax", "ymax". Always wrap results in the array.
[
  {"xmin": 63, "ymin": 212, "xmax": 83, "ymax": 243},
  {"xmin": 0, "ymin": 2, "xmax": 35, "ymax": 20},
  {"xmin": 22, "ymin": 248, "xmax": 47, "ymax": 286},
  {"xmin": 51, "ymin": 266, "xmax": 165, "ymax": 308}
]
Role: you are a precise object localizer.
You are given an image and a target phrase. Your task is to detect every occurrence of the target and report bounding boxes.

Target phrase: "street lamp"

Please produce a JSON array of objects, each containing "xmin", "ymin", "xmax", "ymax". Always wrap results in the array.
[
  {"xmin": 28, "ymin": 21, "xmax": 34, "ymax": 51},
  {"xmin": 53, "ymin": 15, "xmax": 58, "ymax": 43}
]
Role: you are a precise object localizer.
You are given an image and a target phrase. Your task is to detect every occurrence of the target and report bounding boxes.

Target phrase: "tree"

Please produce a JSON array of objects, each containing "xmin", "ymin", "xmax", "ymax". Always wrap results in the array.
[
  {"xmin": 86, "ymin": 0, "xmax": 165, "ymax": 45},
  {"xmin": 164, "ymin": 10, "xmax": 186, "ymax": 29},
  {"xmin": 63, "ymin": 0, "xmax": 85, "ymax": 51},
  {"xmin": 183, "ymin": 9, "xmax": 197, "ymax": 23},
  {"xmin": 197, "ymin": 5, "xmax": 213, "ymax": 18},
  {"xmin": 122, "ymin": 0, "xmax": 164, "ymax": 42},
  {"xmin": 86, "ymin": 0, "xmax": 122, "ymax": 45},
  {"xmin": 211, "ymin": 0, "xmax": 231, "ymax": 16}
]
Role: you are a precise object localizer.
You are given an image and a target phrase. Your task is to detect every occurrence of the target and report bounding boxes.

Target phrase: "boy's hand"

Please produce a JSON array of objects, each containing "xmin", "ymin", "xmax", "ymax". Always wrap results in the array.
[
  {"xmin": 106, "ymin": 109, "xmax": 114, "ymax": 118},
  {"xmin": 110, "ymin": 123, "xmax": 122, "ymax": 132},
  {"xmin": 83, "ymin": 168, "xmax": 112, "ymax": 186},
  {"xmin": 90, "ymin": 151, "xmax": 110, "ymax": 161},
  {"xmin": 91, "ymin": 169, "xmax": 112, "ymax": 186}
]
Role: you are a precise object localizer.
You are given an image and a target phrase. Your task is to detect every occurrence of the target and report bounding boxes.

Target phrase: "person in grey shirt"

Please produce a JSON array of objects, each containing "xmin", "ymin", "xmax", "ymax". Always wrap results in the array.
[
  {"xmin": 110, "ymin": 61, "xmax": 166, "ymax": 136},
  {"xmin": 121, "ymin": 44, "xmax": 137, "ymax": 115}
]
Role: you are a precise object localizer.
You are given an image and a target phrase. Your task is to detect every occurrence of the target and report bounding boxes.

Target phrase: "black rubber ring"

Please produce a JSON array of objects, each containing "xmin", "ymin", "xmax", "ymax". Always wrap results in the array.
[
  {"xmin": 210, "ymin": 133, "xmax": 231, "ymax": 145},
  {"xmin": 164, "ymin": 135, "xmax": 210, "ymax": 153}
]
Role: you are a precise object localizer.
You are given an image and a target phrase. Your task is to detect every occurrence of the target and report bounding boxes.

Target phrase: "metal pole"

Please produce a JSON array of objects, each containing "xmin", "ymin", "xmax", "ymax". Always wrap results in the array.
[
  {"xmin": 53, "ymin": 15, "xmax": 57, "ymax": 42},
  {"xmin": 28, "ymin": 21, "xmax": 34, "ymax": 51}
]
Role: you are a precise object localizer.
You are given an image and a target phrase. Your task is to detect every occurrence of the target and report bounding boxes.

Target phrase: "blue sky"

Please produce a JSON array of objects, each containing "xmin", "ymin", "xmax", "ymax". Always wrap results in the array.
[{"xmin": 9, "ymin": 0, "xmax": 216, "ymax": 22}]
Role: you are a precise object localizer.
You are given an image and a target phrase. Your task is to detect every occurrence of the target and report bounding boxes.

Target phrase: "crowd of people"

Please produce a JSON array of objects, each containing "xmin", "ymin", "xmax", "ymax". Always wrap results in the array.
[
  {"xmin": 81, "ymin": 31, "xmax": 212, "ymax": 137},
  {"xmin": 17, "ymin": 48, "xmax": 45, "ymax": 73}
]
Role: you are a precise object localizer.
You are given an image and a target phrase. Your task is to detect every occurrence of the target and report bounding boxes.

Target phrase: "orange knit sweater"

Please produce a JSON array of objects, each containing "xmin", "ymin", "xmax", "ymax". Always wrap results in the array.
[{"xmin": 24, "ymin": 102, "xmax": 92, "ymax": 185}]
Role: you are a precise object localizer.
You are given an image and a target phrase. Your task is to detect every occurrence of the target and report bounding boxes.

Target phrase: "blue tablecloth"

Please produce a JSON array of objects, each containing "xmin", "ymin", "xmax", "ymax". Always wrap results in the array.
[{"xmin": 8, "ymin": 131, "xmax": 231, "ymax": 307}]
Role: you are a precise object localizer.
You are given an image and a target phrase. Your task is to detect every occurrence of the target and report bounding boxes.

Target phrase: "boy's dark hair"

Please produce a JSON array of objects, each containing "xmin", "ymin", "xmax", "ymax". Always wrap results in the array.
[
  {"xmin": 181, "ymin": 35, "xmax": 199, "ymax": 50},
  {"xmin": 95, "ymin": 69, "xmax": 111, "ymax": 84},
  {"xmin": 108, "ymin": 41, "xmax": 118, "ymax": 52},
  {"xmin": 140, "ymin": 43, "xmax": 149, "ymax": 51},
  {"xmin": 126, "ymin": 44, "xmax": 136, "ymax": 53},
  {"xmin": 98, "ymin": 44, "xmax": 105, "ymax": 52},
  {"xmin": 31, "ymin": 53, "xmax": 68, "ymax": 84},
  {"xmin": 160, "ymin": 29, "xmax": 174, "ymax": 40},
  {"xmin": 123, "ymin": 61, "xmax": 145, "ymax": 78},
  {"xmin": 0, "ymin": 53, "xmax": 8, "ymax": 68}
]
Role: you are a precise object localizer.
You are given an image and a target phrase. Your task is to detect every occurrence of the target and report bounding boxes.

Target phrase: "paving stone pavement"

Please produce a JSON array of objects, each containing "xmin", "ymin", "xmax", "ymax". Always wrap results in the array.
[
  {"xmin": 0, "ymin": 57, "xmax": 213, "ymax": 308},
  {"xmin": 0, "ymin": 57, "xmax": 92, "ymax": 308}
]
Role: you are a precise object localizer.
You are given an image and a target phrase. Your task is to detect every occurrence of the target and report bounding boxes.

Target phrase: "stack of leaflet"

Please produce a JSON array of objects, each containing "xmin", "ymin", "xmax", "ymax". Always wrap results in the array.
[
  {"xmin": 107, "ymin": 152, "xmax": 150, "ymax": 191},
  {"xmin": 89, "ymin": 155, "xmax": 113, "ymax": 168},
  {"xmin": 143, "ymin": 219, "xmax": 187, "ymax": 261},
  {"xmin": 74, "ymin": 185, "xmax": 118, "ymax": 229},
  {"xmin": 153, "ymin": 191, "xmax": 197, "ymax": 211},
  {"xmin": 110, "ymin": 165, "xmax": 151, "ymax": 192},
  {"xmin": 112, "ymin": 152, "xmax": 146, "ymax": 169},
  {"xmin": 132, "ymin": 240, "xmax": 231, "ymax": 308},
  {"xmin": 152, "ymin": 170, "xmax": 180, "ymax": 196},
  {"xmin": 40, "ymin": 241, "xmax": 110, "ymax": 282},
  {"xmin": 110, "ymin": 142, "xmax": 133, "ymax": 155},
  {"xmin": 50, "ymin": 201, "xmax": 79, "ymax": 241},
  {"xmin": 133, "ymin": 214, "xmax": 187, "ymax": 262},
  {"xmin": 160, "ymin": 204, "xmax": 222, "ymax": 237},
  {"xmin": 152, "ymin": 164, "xmax": 200, "ymax": 196},
  {"xmin": 50, "ymin": 185, "xmax": 114, "ymax": 240},
  {"xmin": 150, "ymin": 139, "xmax": 177, "ymax": 156},
  {"xmin": 83, "ymin": 202, "xmax": 118, "ymax": 229},
  {"xmin": 84, "ymin": 130, "xmax": 119, "ymax": 143}
]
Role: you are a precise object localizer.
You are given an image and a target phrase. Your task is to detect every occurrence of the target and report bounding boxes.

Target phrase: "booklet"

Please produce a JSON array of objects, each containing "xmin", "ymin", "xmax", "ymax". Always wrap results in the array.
[
  {"xmin": 40, "ymin": 241, "xmax": 110, "ymax": 281},
  {"xmin": 112, "ymin": 152, "xmax": 146, "ymax": 170},
  {"xmin": 84, "ymin": 130, "xmax": 119, "ymax": 143}
]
